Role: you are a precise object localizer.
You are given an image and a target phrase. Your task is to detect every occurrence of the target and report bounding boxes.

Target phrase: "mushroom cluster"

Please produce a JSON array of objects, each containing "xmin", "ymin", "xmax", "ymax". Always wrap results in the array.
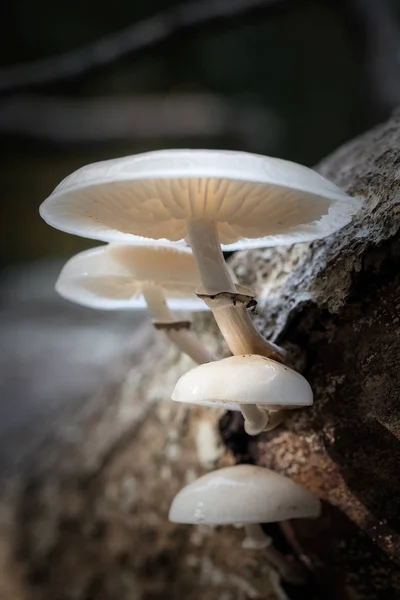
[{"xmin": 40, "ymin": 148, "xmax": 360, "ymax": 586}]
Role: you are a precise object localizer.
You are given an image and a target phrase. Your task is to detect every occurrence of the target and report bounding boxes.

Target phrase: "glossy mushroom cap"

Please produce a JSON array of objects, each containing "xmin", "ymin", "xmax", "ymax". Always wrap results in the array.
[
  {"xmin": 169, "ymin": 464, "xmax": 321, "ymax": 525},
  {"xmin": 55, "ymin": 243, "xmax": 206, "ymax": 310},
  {"xmin": 40, "ymin": 149, "xmax": 361, "ymax": 249},
  {"xmin": 171, "ymin": 354, "xmax": 313, "ymax": 410}
]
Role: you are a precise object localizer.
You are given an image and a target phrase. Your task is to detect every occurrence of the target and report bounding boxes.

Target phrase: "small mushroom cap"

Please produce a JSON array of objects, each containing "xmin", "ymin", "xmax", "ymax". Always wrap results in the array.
[
  {"xmin": 40, "ymin": 149, "xmax": 361, "ymax": 249},
  {"xmin": 55, "ymin": 243, "xmax": 207, "ymax": 310},
  {"xmin": 169, "ymin": 464, "xmax": 321, "ymax": 525},
  {"xmin": 171, "ymin": 354, "xmax": 313, "ymax": 409}
]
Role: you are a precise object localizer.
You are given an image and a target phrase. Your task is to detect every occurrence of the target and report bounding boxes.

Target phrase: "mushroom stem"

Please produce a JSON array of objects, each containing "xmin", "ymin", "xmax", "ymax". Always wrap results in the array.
[
  {"xmin": 166, "ymin": 329, "xmax": 215, "ymax": 365},
  {"xmin": 243, "ymin": 523, "xmax": 306, "ymax": 585},
  {"xmin": 240, "ymin": 404, "xmax": 269, "ymax": 436},
  {"xmin": 263, "ymin": 410, "xmax": 286, "ymax": 431},
  {"xmin": 186, "ymin": 218, "xmax": 237, "ymax": 295},
  {"xmin": 211, "ymin": 301, "xmax": 285, "ymax": 363},
  {"xmin": 186, "ymin": 218, "xmax": 285, "ymax": 363},
  {"xmin": 142, "ymin": 283, "xmax": 176, "ymax": 322},
  {"xmin": 243, "ymin": 522, "xmax": 272, "ymax": 550},
  {"xmin": 142, "ymin": 284, "xmax": 214, "ymax": 364}
]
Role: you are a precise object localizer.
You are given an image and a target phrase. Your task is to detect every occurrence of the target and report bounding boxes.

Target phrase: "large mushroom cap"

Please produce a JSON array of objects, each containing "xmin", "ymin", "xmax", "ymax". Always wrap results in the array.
[
  {"xmin": 40, "ymin": 149, "xmax": 361, "ymax": 249},
  {"xmin": 171, "ymin": 354, "xmax": 313, "ymax": 409},
  {"xmin": 169, "ymin": 464, "xmax": 321, "ymax": 525},
  {"xmin": 56, "ymin": 243, "xmax": 207, "ymax": 310}
]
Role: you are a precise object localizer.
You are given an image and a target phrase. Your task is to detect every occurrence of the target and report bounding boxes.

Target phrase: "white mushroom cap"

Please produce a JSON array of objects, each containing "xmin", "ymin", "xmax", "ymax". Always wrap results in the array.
[
  {"xmin": 171, "ymin": 354, "xmax": 313, "ymax": 410},
  {"xmin": 169, "ymin": 464, "xmax": 321, "ymax": 525},
  {"xmin": 55, "ymin": 243, "xmax": 206, "ymax": 311},
  {"xmin": 40, "ymin": 149, "xmax": 361, "ymax": 249}
]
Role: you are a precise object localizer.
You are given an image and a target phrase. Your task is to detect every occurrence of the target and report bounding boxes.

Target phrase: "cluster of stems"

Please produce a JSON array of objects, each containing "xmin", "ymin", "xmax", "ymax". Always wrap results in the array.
[
  {"xmin": 141, "ymin": 220, "xmax": 307, "ymax": 584},
  {"xmin": 186, "ymin": 218, "xmax": 286, "ymax": 435}
]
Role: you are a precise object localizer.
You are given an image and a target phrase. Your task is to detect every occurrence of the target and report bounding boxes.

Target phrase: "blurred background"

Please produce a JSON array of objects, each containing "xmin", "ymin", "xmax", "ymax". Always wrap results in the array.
[
  {"xmin": 1, "ymin": 0, "xmax": 400, "ymax": 475},
  {"xmin": 2, "ymin": 0, "xmax": 400, "ymax": 266}
]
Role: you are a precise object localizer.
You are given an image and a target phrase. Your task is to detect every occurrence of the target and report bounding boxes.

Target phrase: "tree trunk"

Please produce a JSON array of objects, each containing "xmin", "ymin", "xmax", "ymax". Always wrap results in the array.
[{"xmin": 1, "ymin": 111, "xmax": 399, "ymax": 600}]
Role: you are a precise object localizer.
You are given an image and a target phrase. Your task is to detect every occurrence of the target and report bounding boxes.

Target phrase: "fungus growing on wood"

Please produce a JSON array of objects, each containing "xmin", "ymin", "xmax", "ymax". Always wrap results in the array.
[
  {"xmin": 40, "ymin": 149, "xmax": 360, "ymax": 362},
  {"xmin": 169, "ymin": 464, "xmax": 321, "ymax": 583},
  {"xmin": 171, "ymin": 354, "xmax": 312, "ymax": 435}
]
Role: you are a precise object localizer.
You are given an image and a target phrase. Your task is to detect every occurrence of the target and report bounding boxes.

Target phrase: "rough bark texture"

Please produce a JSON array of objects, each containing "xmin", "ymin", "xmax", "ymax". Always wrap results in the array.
[
  {"xmin": 227, "ymin": 111, "xmax": 400, "ymax": 598},
  {"xmin": 1, "ymin": 112, "xmax": 399, "ymax": 600}
]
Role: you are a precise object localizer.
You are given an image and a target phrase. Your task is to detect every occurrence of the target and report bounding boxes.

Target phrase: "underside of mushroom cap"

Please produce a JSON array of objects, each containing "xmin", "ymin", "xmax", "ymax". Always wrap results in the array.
[
  {"xmin": 40, "ymin": 149, "xmax": 361, "ymax": 248},
  {"xmin": 169, "ymin": 464, "xmax": 321, "ymax": 525},
  {"xmin": 55, "ymin": 243, "xmax": 207, "ymax": 310},
  {"xmin": 171, "ymin": 354, "xmax": 313, "ymax": 408}
]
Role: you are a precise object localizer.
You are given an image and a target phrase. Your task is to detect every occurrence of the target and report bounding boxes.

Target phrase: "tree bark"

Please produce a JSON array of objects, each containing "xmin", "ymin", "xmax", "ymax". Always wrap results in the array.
[
  {"xmin": 1, "ymin": 110, "xmax": 399, "ymax": 600},
  {"xmin": 224, "ymin": 108, "xmax": 400, "ymax": 598}
]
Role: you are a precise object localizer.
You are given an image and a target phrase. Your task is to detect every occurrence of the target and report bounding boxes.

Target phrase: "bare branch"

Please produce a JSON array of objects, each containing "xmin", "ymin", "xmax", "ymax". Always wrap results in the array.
[
  {"xmin": 0, "ymin": 93, "xmax": 281, "ymax": 147},
  {"xmin": 0, "ymin": 0, "xmax": 283, "ymax": 93}
]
